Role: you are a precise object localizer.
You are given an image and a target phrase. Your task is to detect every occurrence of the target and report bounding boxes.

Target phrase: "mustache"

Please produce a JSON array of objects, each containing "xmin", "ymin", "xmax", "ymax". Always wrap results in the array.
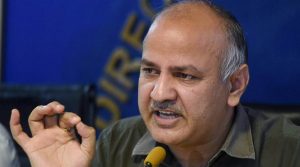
[{"xmin": 150, "ymin": 100, "xmax": 181, "ymax": 113}]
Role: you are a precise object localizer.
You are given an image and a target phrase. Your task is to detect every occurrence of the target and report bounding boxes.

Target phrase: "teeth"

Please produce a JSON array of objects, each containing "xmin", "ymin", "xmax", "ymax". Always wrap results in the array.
[
  {"xmin": 159, "ymin": 111, "xmax": 173, "ymax": 115},
  {"xmin": 156, "ymin": 110, "xmax": 180, "ymax": 119}
]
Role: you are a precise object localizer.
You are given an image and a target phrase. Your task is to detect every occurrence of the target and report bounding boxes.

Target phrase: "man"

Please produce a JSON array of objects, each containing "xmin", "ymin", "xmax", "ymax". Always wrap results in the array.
[{"xmin": 10, "ymin": 0, "xmax": 300, "ymax": 167}]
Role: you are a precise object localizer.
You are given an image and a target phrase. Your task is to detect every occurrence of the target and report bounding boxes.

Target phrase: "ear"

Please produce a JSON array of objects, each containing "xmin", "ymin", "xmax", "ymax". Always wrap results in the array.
[{"xmin": 227, "ymin": 64, "xmax": 250, "ymax": 107}]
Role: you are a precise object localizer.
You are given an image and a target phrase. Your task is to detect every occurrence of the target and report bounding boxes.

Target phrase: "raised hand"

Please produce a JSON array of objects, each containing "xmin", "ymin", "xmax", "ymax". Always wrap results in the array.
[{"xmin": 10, "ymin": 101, "xmax": 96, "ymax": 167}]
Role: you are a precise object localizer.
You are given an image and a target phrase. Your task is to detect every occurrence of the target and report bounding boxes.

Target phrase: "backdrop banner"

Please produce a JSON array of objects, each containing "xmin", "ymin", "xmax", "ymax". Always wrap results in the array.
[{"xmin": 3, "ymin": 0, "xmax": 300, "ymax": 131}]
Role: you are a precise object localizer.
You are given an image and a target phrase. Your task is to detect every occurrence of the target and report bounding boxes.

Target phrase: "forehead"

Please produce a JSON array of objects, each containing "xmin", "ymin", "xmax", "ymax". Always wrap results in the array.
[{"xmin": 142, "ymin": 3, "xmax": 227, "ymax": 68}]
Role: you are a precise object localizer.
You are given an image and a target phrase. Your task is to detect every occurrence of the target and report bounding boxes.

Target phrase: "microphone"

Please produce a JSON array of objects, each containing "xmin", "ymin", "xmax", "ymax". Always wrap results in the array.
[{"xmin": 144, "ymin": 146, "xmax": 166, "ymax": 167}]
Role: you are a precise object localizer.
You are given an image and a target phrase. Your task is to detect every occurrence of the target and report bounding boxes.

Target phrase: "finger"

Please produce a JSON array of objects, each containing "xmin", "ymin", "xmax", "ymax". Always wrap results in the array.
[
  {"xmin": 29, "ymin": 102, "xmax": 64, "ymax": 135},
  {"xmin": 44, "ymin": 101, "xmax": 65, "ymax": 128},
  {"xmin": 28, "ymin": 105, "xmax": 49, "ymax": 135},
  {"xmin": 76, "ymin": 122, "xmax": 96, "ymax": 158},
  {"xmin": 46, "ymin": 101, "xmax": 65, "ymax": 113},
  {"xmin": 59, "ymin": 112, "xmax": 81, "ymax": 139},
  {"xmin": 58, "ymin": 112, "xmax": 81, "ymax": 129},
  {"xmin": 10, "ymin": 109, "xmax": 30, "ymax": 147}
]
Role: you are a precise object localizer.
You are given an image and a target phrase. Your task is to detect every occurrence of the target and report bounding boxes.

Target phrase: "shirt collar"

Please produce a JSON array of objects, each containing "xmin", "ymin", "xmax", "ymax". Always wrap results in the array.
[
  {"xmin": 132, "ymin": 105, "xmax": 255, "ymax": 161},
  {"xmin": 132, "ymin": 131, "xmax": 156, "ymax": 156}
]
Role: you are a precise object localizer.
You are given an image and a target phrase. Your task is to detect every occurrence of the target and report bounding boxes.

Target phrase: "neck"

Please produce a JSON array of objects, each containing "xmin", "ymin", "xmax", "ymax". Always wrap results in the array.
[{"xmin": 169, "ymin": 110, "xmax": 234, "ymax": 167}]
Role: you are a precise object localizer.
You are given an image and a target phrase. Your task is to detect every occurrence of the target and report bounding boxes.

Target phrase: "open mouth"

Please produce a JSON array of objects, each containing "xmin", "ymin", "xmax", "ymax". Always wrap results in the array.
[{"xmin": 155, "ymin": 110, "xmax": 181, "ymax": 119}]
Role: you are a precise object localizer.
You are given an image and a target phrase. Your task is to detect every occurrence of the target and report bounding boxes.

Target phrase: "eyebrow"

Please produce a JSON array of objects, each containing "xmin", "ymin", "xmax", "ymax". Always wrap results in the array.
[
  {"xmin": 170, "ymin": 65, "xmax": 202, "ymax": 73},
  {"xmin": 141, "ymin": 58, "xmax": 203, "ymax": 73},
  {"xmin": 140, "ymin": 58, "xmax": 159, "ymax": 68}
]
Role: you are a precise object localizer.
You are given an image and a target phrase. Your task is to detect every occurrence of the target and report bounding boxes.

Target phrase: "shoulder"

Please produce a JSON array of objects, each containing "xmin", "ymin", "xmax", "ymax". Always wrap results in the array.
[
  {"xmin": 244, "ymin": 105, "xmax": 300, "ymax": 139},
  {"xmin": 242, "ymin": 106, "xmax": 300, "ymax": 166},
  {"xmin": 99, "ymin": 116, "xmax": 146, "ymax": 141},
  {"xmin": 0, "ymin": 123, "xmax": 10, "ymax": 139},
  {"xmin": 93, "ymin": 116, "xmax": 147, "ymax": 167},
  {"xmin": 0, "ymin": 123, "xmax": 20, "ymax": 167}
]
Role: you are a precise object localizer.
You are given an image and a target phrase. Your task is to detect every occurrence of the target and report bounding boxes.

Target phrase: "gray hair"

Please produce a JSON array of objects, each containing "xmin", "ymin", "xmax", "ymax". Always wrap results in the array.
[{"xmin": 212, "ymin": 3, "xmax": 248, "ymax": 81}]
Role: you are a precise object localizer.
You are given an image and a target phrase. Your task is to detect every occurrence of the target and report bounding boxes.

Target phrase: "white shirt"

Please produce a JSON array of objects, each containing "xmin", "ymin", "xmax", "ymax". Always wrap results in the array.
[{"xmin": 0, "ymin": 123, "xmax": 20, "ymax": 167}]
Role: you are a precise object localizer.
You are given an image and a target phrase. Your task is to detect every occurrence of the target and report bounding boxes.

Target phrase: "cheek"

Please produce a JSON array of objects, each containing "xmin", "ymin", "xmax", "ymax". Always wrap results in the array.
[
  {"xmin": 138, "ymin": 79, "xmax": 153, "ymax": 111},
  {"xmin": 180, "ymin": 87, "xmax": 207, "ymax": 108},
  {"xmin": 179, "ymin": 84, "xmax": 222, "ymax": 119},
  {"xmin": 178, "ymin": 87, "xmax": 221, "ymax": 135},
  {"xmin": 187, "ymin": 84, "xmax": 229, "ymax": 121}
]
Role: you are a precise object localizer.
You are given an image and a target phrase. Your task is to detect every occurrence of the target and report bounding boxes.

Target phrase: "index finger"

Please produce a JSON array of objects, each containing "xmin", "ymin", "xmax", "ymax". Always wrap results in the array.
[
  {"xmin": 29, "ymin": 103, "xmax": 64, "ymax": 136},
  {"xmin": 28, "ymin": 105, "xmax": 49, "ymax": 136}
]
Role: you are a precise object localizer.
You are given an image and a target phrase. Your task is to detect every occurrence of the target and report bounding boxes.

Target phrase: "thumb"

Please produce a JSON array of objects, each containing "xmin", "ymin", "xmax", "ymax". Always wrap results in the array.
[{"xmin": 76, "ymin": 122, "xmax": 96, "ymax": 159}]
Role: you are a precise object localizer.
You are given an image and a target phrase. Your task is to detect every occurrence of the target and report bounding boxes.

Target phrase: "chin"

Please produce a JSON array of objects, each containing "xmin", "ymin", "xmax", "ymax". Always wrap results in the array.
[{"xmin": 148, "ymin": 125, "xmax": 184, "ymax": 146}]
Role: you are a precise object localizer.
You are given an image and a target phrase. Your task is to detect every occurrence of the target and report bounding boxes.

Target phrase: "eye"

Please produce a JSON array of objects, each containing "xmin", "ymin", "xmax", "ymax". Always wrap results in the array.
[
  {"xmin": 142, "ymin": 68, "xmax": 153, "ymax": 74},
  {"xmin": 141, "ymin": 67, "xmax": 159, "ymax": 75},
  {"xmin": 175, "ymin": 72, "xmax": 197, "ymax": 80}
]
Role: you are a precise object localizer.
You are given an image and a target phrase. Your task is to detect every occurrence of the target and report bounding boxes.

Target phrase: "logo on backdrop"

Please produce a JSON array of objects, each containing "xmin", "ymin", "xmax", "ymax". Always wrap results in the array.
[{"xmin": 95, "ymin": 0, "xmax": 174, "ymax": 131}]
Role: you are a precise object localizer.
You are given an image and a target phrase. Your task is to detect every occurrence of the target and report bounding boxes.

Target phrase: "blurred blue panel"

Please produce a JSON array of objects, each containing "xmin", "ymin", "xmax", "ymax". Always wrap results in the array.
[
  {"xmin": 215, "ymin": 0, "xmax": 300, "ymax": 104},
  {"xmin": 2, "ymin": 0, "xmax": 300, "ymax": 130}
]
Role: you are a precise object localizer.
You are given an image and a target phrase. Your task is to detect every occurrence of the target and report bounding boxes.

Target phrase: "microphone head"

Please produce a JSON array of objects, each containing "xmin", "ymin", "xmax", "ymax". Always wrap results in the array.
[{"xmin": 144, "ymin": 146, "xmax": 166, "ymax": 167}]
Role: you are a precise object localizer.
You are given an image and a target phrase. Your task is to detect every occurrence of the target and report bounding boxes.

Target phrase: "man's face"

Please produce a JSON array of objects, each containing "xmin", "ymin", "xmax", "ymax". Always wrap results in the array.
[{"xmin": 138, "ymin": 10, "xmax": 235, "ymax": 148}]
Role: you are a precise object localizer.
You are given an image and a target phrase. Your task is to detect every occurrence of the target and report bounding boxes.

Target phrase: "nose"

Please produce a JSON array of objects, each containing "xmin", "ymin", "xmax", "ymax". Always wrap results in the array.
[{"xmin": 150, "ymin": 73, "xmax": 177, "ymax": 102}]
